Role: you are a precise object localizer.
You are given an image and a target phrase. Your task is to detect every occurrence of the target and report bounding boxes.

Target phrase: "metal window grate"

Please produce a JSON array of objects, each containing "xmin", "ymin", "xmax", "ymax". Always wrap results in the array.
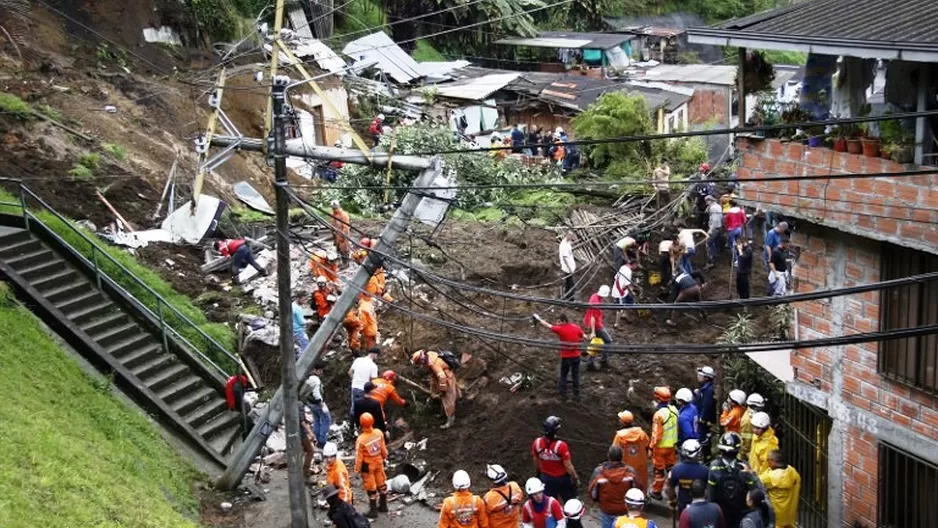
[
  {"xmin": 778, "ymin": 392, "xmax": 830, "ymax": 528},
  {"xmin": 878, "ymin": 442, "xmax": 938, "ymax": 528},
  {"xmin": 879, "ymin": 244, "xmax": 938, "ymax": 394}
]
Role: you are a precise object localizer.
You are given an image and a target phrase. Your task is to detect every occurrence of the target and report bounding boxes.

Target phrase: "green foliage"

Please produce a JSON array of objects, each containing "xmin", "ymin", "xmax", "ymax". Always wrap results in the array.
[
  {"xmin": 760, "ymin": 49, "xmax": 808, "ymax": 66},
  {"xmin": 78, "ymin": 152, "xmax": 102, "ymax": 170},
  {"xmin": 0, "ymin": 189, "xmax": 237, "ymax": 370},
  {"xmin": 36, "ymin": 104, "xmax": 62, "ymax": 122},
  {"xmin": 412, "ymin": 40, "xmax": 445, "ymax": 62},
  {"xmin": 718, "ymin": 312, "xmax": 785, "ymax": 409},
  {"xmin": 335, "ymin": 0, "xmax": 387, "ymax": 37},
  {"xmin": 96, "ymin": 43, "xmax": 128, "ymax": 69},
  {"xmin": 572, "ymin": 92, "xmax": 653, "ymax": 177},
  {"xmin": 0, "ymin": 92, "xmax": 33, "ymax": 120},
  {"xmin": 68, "ymin": 163, "xmax": 94, "ymax": 180},
  {"xmin": 102, "ymin": 143, "xmax": 127, "ymax": 161},
  {"xmin": 231, "ymin": 207, "xmax": 273, "ymax": 224},
  {"xmin": 540, "ymin": 0, "xmax": 623, "ymax": 31},
  {"xmin": 718, "ymin": 313, "xmax": 758, "ymax": 345},
  {"xmin": 0, "ymin": 299, "xmax": 201, "ymax": 528},
  {"xmin": 188, "ymin": 0, "xmax": 244, "ymax": 42}
]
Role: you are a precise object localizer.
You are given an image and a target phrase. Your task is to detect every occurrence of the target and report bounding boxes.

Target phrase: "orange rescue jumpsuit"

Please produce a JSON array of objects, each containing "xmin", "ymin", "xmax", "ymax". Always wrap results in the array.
[
  {"xmin": 650, "ymin": 404, "xmax": 679, "ymax": 494},
  {"xmin": 313, "ymin": 288, "xmax": 332, "ymax": 320},
  {"xmin": 483, "ymin": 482, "xmax": 522, "ymax": 528},
  {"xmin": 310, "ymin": 255, "xmax": 339, "ymax": 283},
  {"xmin": 613, "ymin": 426, "xmax": 650, "ymax": 492},
  {"xmin": 366, "ymin": 268, "xmax": 394, "ymax": 302},
  {"xmin": 426, "ymin": 351, "xmax": 459, "ymax": 418},
  {"xmin": 720, "ymin": 404, "xmax": 745, "ymax": 434},
  {"xmin": 327, "ymin": 457, "xmax": 353, "ymax": 504},
  {"xmin": 343, "ymin": 309, "xmax": 362, "ymax": 353},
  {"xmin": 332, "ymin": 207, "xmax": 351, "ymax": 259},
  {"xmin": 370, "ymin": 378, "xmax": 406, "ymax": 408},
  {"xmin": 355, "ymin": 424, "xmax": 388, "ymax": 500},
  {"xmin": 439, "ymin": 490, "xmax": 489, "ymax": 528},
  {"xmin": 359, "ymin": 296, "xmax": 378, "ymax": 351}
]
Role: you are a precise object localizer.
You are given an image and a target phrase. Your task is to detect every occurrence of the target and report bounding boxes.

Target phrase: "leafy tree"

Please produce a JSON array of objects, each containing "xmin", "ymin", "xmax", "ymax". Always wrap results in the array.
[{"xmin": 539, "ymin": 0, "xmax": 624, "ymax": 32}]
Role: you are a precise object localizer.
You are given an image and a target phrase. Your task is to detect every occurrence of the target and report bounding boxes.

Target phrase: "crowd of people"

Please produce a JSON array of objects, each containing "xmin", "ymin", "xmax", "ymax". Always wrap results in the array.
[{"xmin": 489, "ymin": 125, "xmax": 581, "ymax": 172}]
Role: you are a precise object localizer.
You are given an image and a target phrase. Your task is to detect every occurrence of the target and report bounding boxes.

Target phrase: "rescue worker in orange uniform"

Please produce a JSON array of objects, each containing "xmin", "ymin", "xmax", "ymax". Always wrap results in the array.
[
  {"xmin": 358, "ymin": 294, "xmax": 378, "ymax": 351},
  {"xmin": 323, "ymin": 441, "xmax": 353, "ymax": 504},
  {"xmin": 366, "ymin": 266, "xmax": 394, "ymax": 303},
  {"xmin": 354, "ymin": 412, "xmax": 388, "ymax": 519},
  {"xmin": 612, "ymin": 410, "xmax": 650, "ymax": 493},
  {"xmin": 648, "ymin": 386, "xmax": 679, "ymax": 500},
  {"xmin": 720, "ymin": 389, "xmax": 747, "ymax": 434},
  {"xmin": 411, "ymin": 350, "xmax": 460, "ymax": 429},
  {"xmin": 483, "ymin": 464, "xmax": 523, "ymax": 528},
  {"xmin": 352, "ymin": 237, "xmax": 375, "ymax": 265},
  {"xmin": 310, "ymin": 249, "xmax": 339, "ymax": 283},
  {"xmin": 331, "ymin": 200, "xmax": 351, "ymax": 266},
  {"xmin": 343, "ymin": 306, "xmax": 362, "ymax": 354},
  {"xmin": 440, "ymin": 470, "xmax": 489, "ymax": 528},
  {"xmin": 312, "ymin": 276, "xmax": 335, "ymax": 322},
  {"xmin": 370, "ymin": 370, "xmax": 407, "ymax": 410}
]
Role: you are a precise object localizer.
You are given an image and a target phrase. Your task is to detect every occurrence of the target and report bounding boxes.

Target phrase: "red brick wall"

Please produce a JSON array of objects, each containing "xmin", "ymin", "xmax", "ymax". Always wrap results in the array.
[
  {"xmin": 844, "ymin": 426, "xmax": 879, "ymax": 527},
  {"xmin": 735, "ymin": 137, "xmax": 938, "ymax": 251},
  {"xmin": 688, "ymin": 89, "xmax": 728, "ymax": 125}
]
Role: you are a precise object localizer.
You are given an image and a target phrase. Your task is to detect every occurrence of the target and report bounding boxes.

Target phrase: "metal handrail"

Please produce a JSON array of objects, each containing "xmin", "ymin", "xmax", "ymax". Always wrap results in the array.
[{"xmin": 1, "ymin": 181, "xmax": 238, "ymax": 379}]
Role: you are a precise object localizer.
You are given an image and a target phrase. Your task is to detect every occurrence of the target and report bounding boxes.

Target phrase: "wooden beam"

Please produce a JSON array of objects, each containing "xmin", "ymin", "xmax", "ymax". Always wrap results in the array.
[{"xmin": 192, "ymin": 68, "xmax": 226, "ymax": 210}]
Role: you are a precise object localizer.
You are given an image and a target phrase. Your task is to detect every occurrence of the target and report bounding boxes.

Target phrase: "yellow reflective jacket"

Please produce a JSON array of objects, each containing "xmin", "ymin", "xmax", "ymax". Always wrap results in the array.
[
  {"xmin": 759, "ymin": 464, "xmax": 801, "ymax": 527},
  {"xmin": 749, "ymin": 427, "xmax": 779, "ymax": 475},
  {"xmin": 739, "ymin": 408, "xmax": 754, "ymax": 459}
]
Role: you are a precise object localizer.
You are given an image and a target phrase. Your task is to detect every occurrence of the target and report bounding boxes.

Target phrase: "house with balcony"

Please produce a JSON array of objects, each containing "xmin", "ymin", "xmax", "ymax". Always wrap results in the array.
[{"xmin": 689, "ymin": 1, "xmax": 938, "ymax": 527}]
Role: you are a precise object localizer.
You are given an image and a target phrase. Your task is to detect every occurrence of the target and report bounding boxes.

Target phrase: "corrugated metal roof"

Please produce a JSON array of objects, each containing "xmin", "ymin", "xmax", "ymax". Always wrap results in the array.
[
  {"xmin": 417, "ymin": 60, "xmax": 472, "ymax": 81},
  {"xmin": 496, "ymin": 31, "xmax": 633, "ymax": 50},
  {"xmin": 342, "ymin": 32, "xmax": 422, "ymax": 84},
  {"xmin": 287, "ymin": 39, "xmax": 347, "ymax": 74},
  {"xmin": 716, "ymin": 0, "xmax": 938, "ymax": 44},
  {"xmin": 640, "ymin": 64, "xmax": 737, "ymax": 86},
  {"xmin": 434, "ymin": 73, "xmax": 521, "ymax": 101}
]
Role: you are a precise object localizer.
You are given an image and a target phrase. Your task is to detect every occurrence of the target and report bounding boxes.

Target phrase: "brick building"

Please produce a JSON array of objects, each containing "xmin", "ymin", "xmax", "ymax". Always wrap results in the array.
[{"xmin": 690, "ymin": 1, "xmax": 938, "ymax": 526}]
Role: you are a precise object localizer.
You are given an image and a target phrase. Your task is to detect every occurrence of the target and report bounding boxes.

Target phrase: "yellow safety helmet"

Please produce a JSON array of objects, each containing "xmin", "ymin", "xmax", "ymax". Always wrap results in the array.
[{"xmin": 586, "ymin": 337, "xmax": 604, "ymax": 357}]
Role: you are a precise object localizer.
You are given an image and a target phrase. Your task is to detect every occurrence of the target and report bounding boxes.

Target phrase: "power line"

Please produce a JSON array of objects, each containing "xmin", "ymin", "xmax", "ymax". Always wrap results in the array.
[{"xmin": 323, "ymin": 0, "xmax": 494, "ymax": 43}]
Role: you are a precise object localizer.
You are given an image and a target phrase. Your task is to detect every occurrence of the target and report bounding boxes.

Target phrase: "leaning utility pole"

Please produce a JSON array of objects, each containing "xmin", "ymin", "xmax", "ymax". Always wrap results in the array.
[
  {"xmin": 271, "ymin": 76, "xmax": 309, "ymax": 527},
  {"xmin": 215, "ymin": 156, "xmax": 442, "ymax": 490}
]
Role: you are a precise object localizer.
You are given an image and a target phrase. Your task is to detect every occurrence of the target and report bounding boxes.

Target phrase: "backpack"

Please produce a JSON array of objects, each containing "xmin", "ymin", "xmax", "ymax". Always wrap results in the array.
[{"xmin": 438, "ymin": 350, "xmax": 461, "ymax": 371}]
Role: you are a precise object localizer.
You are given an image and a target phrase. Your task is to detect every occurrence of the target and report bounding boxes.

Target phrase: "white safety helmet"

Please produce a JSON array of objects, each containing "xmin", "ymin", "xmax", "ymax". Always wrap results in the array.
[
  {"xmin": 729, "ymin": 389, "xmax": 747, "ymax": 405},
  {"xmin": 486, "ymin": 464, "xmax": 508, "ymax": 484},
  {"xmin": 525, "ymin": 477, "xmax": 545, "ymax": 495},
  {"xmin": 326, "ymin": 294, "xmax": 337, "ymax": 302},
  {"xmin": 746, "ymin": 393, "xmax": 765, "ymax": 409},
  {"xmin": 598, "ymin": 285, "xmax": 611, "ymax": 297},
  {"xmin": 452, "ymin": 470, "xmax": 471, "ymax": 490},
  {"xmin": 322, "ymin": 442, "xmax": 338, "ymax": 458},
  {"xmin": 682, "ymin": 439, "xmax": 702, "ymax": 459},
  {"xmin": 555, "ymin": 127, "xmax": 564, "ymax": 135},
  {"xmin": 697, "ymin": 366, "xmax": 715, "ymax": 379},
  {"xmin": 751, "ymin": 411, "xmax": 771, "ymax": 429},
  {"xmin": 326, "ymin": 250, "xmax": 339, "ymax": 261},
  {"xmin": 625, "ymin": 488, "xmax": 645, "ymax": 508},
  {"xmin": 316, "ymin": 275, "xmax": 328, "ymax": 284},
  {"xmin": 314, "ymin": 249, "xmax": 328, "ymax": 259},
  {"xmin": 675, "ymin": 388, "xmax": 694, "ymax": 404},
  {"xmin": 331, "ymin": 199, "xmax": 341, "ymax": 208},
  {"xmin": 563, "ymin": 499, "xmax": 585, "ymax": 520},
  {"xmin": 377, "ymin": 113, "xmax": 385, "ymax": 120}
]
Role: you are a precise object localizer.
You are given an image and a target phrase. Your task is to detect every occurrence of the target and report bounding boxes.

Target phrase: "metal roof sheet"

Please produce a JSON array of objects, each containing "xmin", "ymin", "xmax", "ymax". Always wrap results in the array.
[
  {"xmin": 640, "ymin": 64, "xmax": 737, "ymax": 86},
  {"xmin": 496, "ymin": 31, "xmax": 633, "ymax": 50},
  {"xmin": 342, "ymin": 32, "xmax": 422, "ymax": 84},
  {"xmin": 434, "ymin": 73, "xmax": 522, "ymax": 101}
]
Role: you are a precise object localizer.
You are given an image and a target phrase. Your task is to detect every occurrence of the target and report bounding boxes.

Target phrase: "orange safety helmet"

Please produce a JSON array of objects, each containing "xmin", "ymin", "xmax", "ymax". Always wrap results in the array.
[
  {"xmin": 359, "ymin": 412, "xmax": 374, "ymax": 428},
  {"xmin": 699, "ymin": 163, "xmax": 711, "ymax": 173},
  {"xmin": 382, "ymin": 370, "xmax": 397, "ymax": 383},
  {"xmin": 617, "ymin": 410, "xmax": 634, "ymax": 425},
  {"xmin": 654, "ymin": 386, "xmax": 672, "ymax": 402}
]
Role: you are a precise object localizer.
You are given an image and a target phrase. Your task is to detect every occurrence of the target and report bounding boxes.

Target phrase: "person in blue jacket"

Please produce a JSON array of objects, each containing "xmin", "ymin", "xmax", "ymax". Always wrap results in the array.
[
  {"xmin": 694, "ymin": 366, "xmax": 716, "ymax": 447},
  {"xmin": 675, "ymin": 388, "xmax": 700, "ymax": 444},
  {"xmin": 665, "ymin": 440, "xmax": 711, "ymax": 514}
]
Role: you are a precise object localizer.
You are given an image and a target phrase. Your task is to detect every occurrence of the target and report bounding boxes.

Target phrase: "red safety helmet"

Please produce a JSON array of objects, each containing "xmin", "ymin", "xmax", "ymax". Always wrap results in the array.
[
  {"xmin": 382, "ymin": 370, "xmax": 397, "ymax": 383},
  {"xmin": 360, "ymin": 237, "xmax": 374, "ymax": 248},
  {"xmin": 359, "ymin": 412, "xmax": 374, "ymax": 428},
  {"xmin": 699, "ymin": 163, "xmax": 711, "ymax": 173}
]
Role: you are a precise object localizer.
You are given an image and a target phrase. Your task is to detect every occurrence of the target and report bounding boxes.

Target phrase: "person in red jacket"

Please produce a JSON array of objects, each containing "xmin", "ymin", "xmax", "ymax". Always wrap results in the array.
[
  {"xmin": 723, "ymin": 200, "xmax": 748, "ymax": 265},
  {"xmin": 214, "ymin": 239, "xmax": 268, "ymax": 279}
]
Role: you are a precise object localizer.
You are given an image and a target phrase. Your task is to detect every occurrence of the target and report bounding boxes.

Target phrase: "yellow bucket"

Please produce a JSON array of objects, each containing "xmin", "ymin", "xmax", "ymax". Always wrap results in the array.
[
  {"xmin": 586, "ymin": 337, "xmax": 604, "ymax": 357},
  {"xmin": 649, "ymin": 271, "xmax": 662, "ymax": 286}
]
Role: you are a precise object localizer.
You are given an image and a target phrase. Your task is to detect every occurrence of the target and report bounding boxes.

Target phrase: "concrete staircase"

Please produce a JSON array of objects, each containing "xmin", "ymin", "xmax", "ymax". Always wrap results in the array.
[{"xmin": 0, "ymin": 227, "xmax": 243, "ymax": 465}]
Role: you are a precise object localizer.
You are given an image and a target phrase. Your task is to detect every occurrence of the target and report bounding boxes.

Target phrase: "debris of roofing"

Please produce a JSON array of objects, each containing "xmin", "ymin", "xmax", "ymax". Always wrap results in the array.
[
  {"xmin": 433, "ymin": 72, "xmax": 521, "ymax": 101},
  {"xmin": 496, "ymin": 31, "xmax": 634, "ymax": 50},
  {"xmin": 288, "ymin": 39, "xmax": 347, "ymax": 74},
  {"xmin": 342, "ymin": 32, "xmax": 422, "ymax": 84},
  {"xmin": 234, "ymin": 182, "xmax": 274, "ymax": 215},
  {"xmin": 638, "ymin": 64, "xmax": 737, "ymax": 86},
  {"xmin": 417, "ymin": 60, "xmax": 472, "ymax": 82},
  {"xmin": 160, "ymin": 195, "xmax": 225, "ymax": 244},
  {"xmin": 288, "ymin": 7, "xmax": 313, "ymax": 39}
]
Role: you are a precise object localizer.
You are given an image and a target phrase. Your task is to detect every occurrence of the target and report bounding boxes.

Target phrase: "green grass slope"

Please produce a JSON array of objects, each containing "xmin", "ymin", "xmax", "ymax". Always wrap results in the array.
[{"xmin": 0, "ymin": 284, "xmax": 202, "ymax": 528}]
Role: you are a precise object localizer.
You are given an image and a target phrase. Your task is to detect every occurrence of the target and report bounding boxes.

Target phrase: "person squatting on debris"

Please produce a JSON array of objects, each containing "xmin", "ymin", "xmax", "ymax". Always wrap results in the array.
[
  {"xmin": 666, "ymin": 440, "xmax": 711, "ymax": 514},
  {"xmin": 584, "ymin": 285, "xmax": 613, "ymax": 370},
  {"xmin": 300, "ymin": 362, "xmax": 332, "ymax": 447},
  {"xmin": 214, "ymin": 238, "xmax": 268, "ymax": 280},
  {"xmin": 323, "ymin": 484, "xmax": 369, "ymax": 528},
  {"xmin": 521, "ymin": 478, "xmax": 566, "ymax": 528},
  {"xmin": 484, "ymin": 464, "xmax": 523, "ymax": 528},
  {"xmin": 323, "ymin": 442, "xmax": 353, "ymax": 504},
  {"xmin": 439, "ymin": 470, "xmax": 489, "ymax": 528},
  {"xmin": 588, "ymin": 445, "xmax": 638, "ymax": 528},
  {"xmin": 649, "ymin": 387, "xmax": 679, "ymax": 501},
  {"xmin": 369, "ymin": 370, "xmax": 407, "ymax": 416},
  {"xmin": 558, "ymin": 231, "xmax": 577, "ymax": 302},
  {"xmin": 612, "ymin": 410, "xmax": 650, "ymax": 493},
  {"xmin": 532, "ymin": 416, "xmax": 580, "ymax": 502},
  {"xmin": 665, "ymin": 270, "xmax": 707, "ymax": 327},
  {"xmin": 292, "ymin": 291, "xmax": 310, "ymax": 356},
  {"xmin": 349, "ymin": 347, "xmax": 379, "ymax": 420},
  {"xmin": 353, "ymin": 381, "xmax": 389, "ymax": 439},
  {"xmin": 331, "ymin": 200, "xmax": 352, "ymax": 266},
  {"xmin": 411, "ymin": 349, "xmax": 460, "ymax": 429},
  {"xmin": 355, "ymin": 412, "xmax": 389, "ymax": 519},
  {"xmin": 533, "ymin": 313, "xmax": 586, "ymax": 401}
]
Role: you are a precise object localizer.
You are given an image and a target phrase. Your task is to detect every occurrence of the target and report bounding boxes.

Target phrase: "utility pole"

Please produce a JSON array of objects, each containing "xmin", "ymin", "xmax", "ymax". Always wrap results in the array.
[
  {"xmin": 215, "ymin": 157, "xmax": 442, "ymax": 490},
  {"xmin": 271, "ymin": 75, "xmax": 309, "ymax": 527}
]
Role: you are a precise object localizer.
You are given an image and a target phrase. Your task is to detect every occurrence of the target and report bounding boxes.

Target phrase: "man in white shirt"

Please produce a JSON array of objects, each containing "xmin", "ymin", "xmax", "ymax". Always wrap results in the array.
[
  {"xmin": 559, "ymin": 231, "xmax": 577, "ymax": 301},
  {"xmin": 768, "ymin": 268, "xmax": 787, "ymax": 297},
  {"xmin": 348, "ymin": 347, "xmax": 379, "ymax": 420},
  {"xmin": 653, "ymin": 161, "xmax": 671, "ymax": 209},
  {"xmin": 612, "ymin": 263, "xmax": 636, "ymax": 327},
  {"xmin": 704, "ymin": 195, "xmax": 723, "ymax": 269},
  {"xmin": 677, "ymin": 228, "xmax": 708, "ymax": 274}
]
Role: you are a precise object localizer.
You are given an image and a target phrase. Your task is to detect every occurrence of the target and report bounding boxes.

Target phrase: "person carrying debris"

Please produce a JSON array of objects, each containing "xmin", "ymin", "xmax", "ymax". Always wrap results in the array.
[
  {"xmin": 649, "ymin": 387, "xmax": 679, "ymax": 501},
  {"xmin": 370, "ymin": 370, "xmax": 407, "ymax": 411},
  {"xmin": 532, "ymin": 416, "xmax": 579, "ymax": 502},
  {"xmin": 313, "ymin": 276, "xmax": 336, "ymax": 322},
  {"xmin": 588, "ymin": 445, "xmax": 638, "ymax": 528},
  {"xmin": 758, "ymin": 450, "xmax": 800, "ymax": 528},
  {"xmin": 665, "ymin": 270, "xmax": 707, "ymax": 327},
  {"xmin": 533, "ymin": 313, "xmax": 586, "ymax": 401},
  {"xmin": 719, "ymin": 390, "xmax": 747, "ymax": 434},
  {"xmin": 440, "ymin": 470, "xmax": 489, "ymax": 528},
  {"xmin": 411, "ymin": 349, "xmax": 460, "ymax": 429},
  {"xmin": 331, "ymin": 200, "xmax": 352, "ymax": 266},
  {"xmin": 354, "ymin": 382, "xmax": 388, "ymax": 438},
  {"xmin": 666, "ymin": 440, "xmax": 711, "ymax": 514},
  {"xmin": 616, "ymin": 489, "xmax": 658, "ymax": 528},
  {"xmin": 484, "ymin": 464, "xmax": 523, "ymax": 528},
  {"xmin": 521, "ymin": 478, "xmax": 566, "ymax": 528},
  {"xmin": 612, "ymin": 411, "xmax": 650, "ymax": 493},
  {"xmin": 748, "ymin": 412, "xmax": 778, "ymax": 475},
  {"xmin": 323, "ymin": 442, "xmax": 353, "ymax": 504},
  {"xmin": 310, "ymin": 249, "xmax": 339, "ymax": 283},
  {"xmin": 355, "ymin": 412, "xmax": 389, "ymax": 518},
  {"xmin": 292, "ymin": 291, "xmax": 311, "ymax": 356},
  {"xmin": 584, "ymin": 285, "xmax": 613, "ymax": 371},
  {"xmin": 358, "ymin": 294, "xmax": 379, "ymax": 351},
  {"xmin": 349, "ymin": 347, "xmax": 379, "ymax": 420},
  {"xmin": 739, "ymin": 393, "xmax": 765, "ymax": 461},
  {"xmin": 214, "ymin": 239, "xmax": 268, "ymax": 281},
  {"xmin": 323, "ymin": 484, "xmax": 368, "ymax": 528}
]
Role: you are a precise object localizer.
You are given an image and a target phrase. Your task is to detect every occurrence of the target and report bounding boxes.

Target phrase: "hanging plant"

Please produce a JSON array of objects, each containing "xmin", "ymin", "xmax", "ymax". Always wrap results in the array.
[{"xmin": 736, "ymin": 50, "xmax": 776, "ymax": 94}]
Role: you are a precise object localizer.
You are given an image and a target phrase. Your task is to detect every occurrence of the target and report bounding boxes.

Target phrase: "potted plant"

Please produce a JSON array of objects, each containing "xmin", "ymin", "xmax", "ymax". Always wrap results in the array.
[
  {"xmin": 779, "ymin": 106, "xmax": 812, "ymax": 140},
  {"xmin": 832, "ymin": 125, "xmax": 849, "ymax": 152},
  {"xmin": 805, "ymin": 124, "xmax": 825, "ymax": 147},
  {"xmin": 879, "ymin": 117, "xmax": 914, "ymax": 163}
]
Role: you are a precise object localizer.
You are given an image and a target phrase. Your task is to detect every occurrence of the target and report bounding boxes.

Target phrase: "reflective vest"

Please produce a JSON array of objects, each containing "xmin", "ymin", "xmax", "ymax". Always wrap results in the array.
[
  {"xmin": 655, "ymin": 405, "xmax": 679, "ymax": 448},
  {"xmin": 614, "ymin": 515, "xmax": 651, "ymax": 528}
]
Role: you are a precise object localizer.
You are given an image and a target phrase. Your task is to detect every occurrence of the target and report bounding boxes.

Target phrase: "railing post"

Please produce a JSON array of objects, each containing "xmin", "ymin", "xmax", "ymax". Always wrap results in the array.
[
  {"xmin": 91, "ymin": 246, "xmax": 102, "ymax": 289},
  {"xmin": 157, "ymin": 300, "xmax": 169, "ymax": 354},
  {"xmin": 19, "ymin": 185, "xmax": 28, "ymax": 231}
]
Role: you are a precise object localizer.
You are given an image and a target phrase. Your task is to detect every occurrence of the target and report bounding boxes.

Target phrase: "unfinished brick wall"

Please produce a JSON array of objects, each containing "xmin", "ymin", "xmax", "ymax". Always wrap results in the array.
[
  {"xmin": 688, "ymin": 89, "xmax": 728, "ymax": 125},
  {"xmin": 844, "ymin": 426, "xmax": 879, "ymax": 527},
  {"xmin": 735, "ymin": 137, "xmax": 938, "ymax": 253}
]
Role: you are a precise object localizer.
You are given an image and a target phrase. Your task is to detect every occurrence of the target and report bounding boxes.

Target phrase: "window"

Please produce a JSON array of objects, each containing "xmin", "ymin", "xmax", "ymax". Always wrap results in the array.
[
  {"xmin": 879, "ymin": 244, "xmax": 938, "ymax": 393},
  {"xmin": 878, "ymin": 442, "xmax": 938, "ymax": 528}
]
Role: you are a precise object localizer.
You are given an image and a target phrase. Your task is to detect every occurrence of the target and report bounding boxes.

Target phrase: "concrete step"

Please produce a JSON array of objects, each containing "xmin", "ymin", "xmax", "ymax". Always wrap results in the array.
[
  {"xmin": 211, "ymin": 423, "xmax": 243, "ymax": 457},
  {"xmin": 172, "ymin": 386, "xmax": 218, "ymax": 416},
  {"xmin": 130, "ymin": 353, "xmax": 177, "ymax": 380},
  {"xmin": 31, "ymin": 269, "xmax": 80, "ymax": 291},
  {"xmin": 0, "ymin": 238, "xmax": 41, "ymax": 259},
  {"xmin": 54, "ymin": 290, "xmax": 104, "ymax": 314},
  {"xmin": 157, "ymin": 375, "xmax": 204, "ymax": 404},
  {"xmin": 69, "ymin": 300, "xmax": 117, "ymax": 325},
  {"xmin": 144, "ymin": 363, "xmax": 190, "ymax": 392},
  {"xmin": 184, "ymin": 398, "xmax": 228, "ymax": 428},
  {"xmin": 17, "ymin": 259, "xmax": 66, "ymax": 281},
  {"xmin": 0, "ymin": 230, "xmax": 30, "ymax": 247},
  {"xmin": 6, "ymin": 248, "xmax": 56, "ymax": 270},
  {"xmin": 92, "ymin": 322, "xmax": 141, "ymax": 348},
  {"xmin": 119, "ymin": 343, "xmax": 164, "ymax": 370},
  {"xmin": 79, "ymin": 312, "xmax": 130, "ymax": 336},
  {"xmin": 42, "ymin": 281, "xmax": 94, "ymax": 304},
  {"xmin": 197, "ymin": 411, "xmax": 241, "ymax": 441},
  {"xmin": 106, "ymin": 332, "xmax": 155, "ymax": 357}
]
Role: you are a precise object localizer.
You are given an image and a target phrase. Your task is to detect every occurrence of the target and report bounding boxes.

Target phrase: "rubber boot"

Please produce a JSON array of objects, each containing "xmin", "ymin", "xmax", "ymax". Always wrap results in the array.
[
  {"xmin": 366, "ymin": 498, "xmax": 379, "ymax": 519},
  {"xmin": 440, "ymin": 416, "xmax": 456, "ymax": 429},
  {"xmin": 378, "ymin": 493, "xmax": 389, "ymax": 513}
]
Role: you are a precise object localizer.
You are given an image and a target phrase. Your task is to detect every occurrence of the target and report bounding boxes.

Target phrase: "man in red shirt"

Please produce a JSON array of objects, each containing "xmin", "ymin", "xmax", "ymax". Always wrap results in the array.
[
  {"xmin": 531, "ymin": 416, "xmax": 580, "ymax": 502},
  {"xmin": 521, "ymin": 478, "xmax": 566, "ymax": 528},
  {"xmin": 533, "ymin": 313, "xmax": 586, "ymax": 401},
  {"xmin": 723, "ymin": 199, "xmax": 748, "ymax": 265},
  {"xmin": 214, "ymin": 239, "xmax": 268, "ymax": 280},
  {"xmin": 583, "ymin": 284, "xmax": 613, "ymax": 371}
]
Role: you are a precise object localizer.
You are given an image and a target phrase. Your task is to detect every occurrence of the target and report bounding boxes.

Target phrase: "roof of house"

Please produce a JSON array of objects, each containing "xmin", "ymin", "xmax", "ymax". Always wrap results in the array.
[
  {"xmin": 495, "ymin": 31, "xmax": 633, "ymax": 50},
  {"xmin": 637, "ymin": 64, "xmax": 737, "ymax": 86},
  {"xmin": 433, "ymin": 72, "xmax": 522, "ymax": 101},
  {"xmin": 342, "ymin": 32, "xmax": 422, "ymax": 84},
  {"xmin": 688, "ymin": 0, "xmax": 938, "ymax": 61},
  {"xmin": 506, "ymin": 73, "xmax": 691, "ymax": 113}
]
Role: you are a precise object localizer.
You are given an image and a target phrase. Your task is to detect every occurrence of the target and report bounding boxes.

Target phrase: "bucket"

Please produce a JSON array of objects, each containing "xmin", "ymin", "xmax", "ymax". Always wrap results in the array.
[
  {"xmin": 586, "ymin": 337, "xmax": 604, "ymax": 357},
  {"xmin": 648, "ymin": 271, "xmax": 662, "ymax": 286}
]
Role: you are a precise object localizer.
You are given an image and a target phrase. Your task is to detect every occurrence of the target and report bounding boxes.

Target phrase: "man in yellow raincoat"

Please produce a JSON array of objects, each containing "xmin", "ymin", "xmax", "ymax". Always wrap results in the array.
[{"xmin": 758, "ymin": 449, "xmax": 801, "ymax": 528}]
